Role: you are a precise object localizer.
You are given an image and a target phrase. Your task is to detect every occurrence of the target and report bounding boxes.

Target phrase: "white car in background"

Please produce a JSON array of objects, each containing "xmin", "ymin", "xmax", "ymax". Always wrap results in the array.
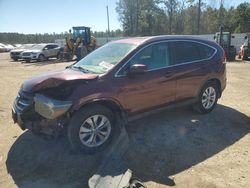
[
  {"xmin": 21, "ymin": 43, "xmax": 60, "ymax": 62},
  {"xmin": 10, "ymin": 44, "xmax": 35, "ymax": 61}
]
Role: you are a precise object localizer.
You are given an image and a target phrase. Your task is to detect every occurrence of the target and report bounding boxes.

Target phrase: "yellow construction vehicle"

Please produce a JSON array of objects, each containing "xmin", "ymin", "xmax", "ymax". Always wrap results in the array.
[
  {"xmin": 60, "ymin": 26, "xmax": 97, "ymax": 61},
  {"xmin": 238, "ymin": 33, "xmax": 250, "ymax": 60}
]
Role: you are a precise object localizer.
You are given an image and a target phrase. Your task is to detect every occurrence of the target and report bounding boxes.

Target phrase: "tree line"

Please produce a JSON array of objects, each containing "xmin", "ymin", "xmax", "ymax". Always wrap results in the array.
[
  {"xmin": 116, "ymin": 0, "xmax": 250, "ymax": 36},
  {"xmin": 0, "ymin": 29, "xmax": 123, "ymax": 44},
  {"xmin": 0, "ymin": 1, "xmax": 249, "ymax": 44}
]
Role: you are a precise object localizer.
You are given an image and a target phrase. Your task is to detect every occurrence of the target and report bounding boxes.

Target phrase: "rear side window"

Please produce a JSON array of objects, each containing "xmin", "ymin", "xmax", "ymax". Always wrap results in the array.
[
  {"xmin": 196, "ymin": 43, "xmax": 215, "ymax": 59},
  {"xmin": 170, "ymin": 41, "xmax": 215, "ymax": 65}
]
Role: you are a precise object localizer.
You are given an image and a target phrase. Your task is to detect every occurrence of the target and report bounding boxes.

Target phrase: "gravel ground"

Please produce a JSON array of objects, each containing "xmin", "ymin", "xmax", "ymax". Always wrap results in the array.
[{"xmin": 0, "ymin": 52, "xmax": 249, "ymax": 188}]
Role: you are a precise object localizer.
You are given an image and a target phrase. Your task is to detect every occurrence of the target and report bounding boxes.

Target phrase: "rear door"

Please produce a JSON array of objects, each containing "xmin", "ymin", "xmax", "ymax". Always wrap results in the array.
[
  {"xmin": 169, "ymin": 41, "xmax": 216, "ymax": 101},
  {"xmin": 50, "ymin": 45, "xmax": 59, "ymax": 57}
]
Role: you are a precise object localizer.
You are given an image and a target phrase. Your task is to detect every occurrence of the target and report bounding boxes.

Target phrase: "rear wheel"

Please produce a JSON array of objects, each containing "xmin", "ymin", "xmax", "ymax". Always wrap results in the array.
[
  {"xmin": 76, "ymin": 46, "xmax": 87, "ymax": 61},
  {"xmin": 67, "ymin": 105, "xmax": 115, "ymax": 153},
  {"xmin": 193, "ymin": 82, "xmax": 219, "ymax": 114},
  {"xmin": 242, "ymin": 51, "xmax": 248, "ymax": 60}
]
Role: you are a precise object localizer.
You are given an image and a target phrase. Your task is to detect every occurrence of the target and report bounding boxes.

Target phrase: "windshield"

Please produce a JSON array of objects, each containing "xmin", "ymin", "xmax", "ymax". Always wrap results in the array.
[
  {"xmin": 19, "ymin": 44, "xmax": 34, "ymax": 49},
  {"xmin": 72, "ymin": 42, "xmax": 137, "ymax": 74},
  {"xmin": 30, "ymin": 44, "xmax": 46, "ymax": 50}
]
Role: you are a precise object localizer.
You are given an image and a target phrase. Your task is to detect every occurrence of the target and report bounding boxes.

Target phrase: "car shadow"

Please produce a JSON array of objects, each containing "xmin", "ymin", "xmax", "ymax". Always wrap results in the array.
[
  {"xmin": 6, "ymin": 104, "xmax": 250, "ymax": 187},
  {"xmin": 6, "ymin": 131, "xmax": 104, "ymax": 188},
  {"xmin": 122, "ymin": 104, "xmax": 250, "ymax": 186}
]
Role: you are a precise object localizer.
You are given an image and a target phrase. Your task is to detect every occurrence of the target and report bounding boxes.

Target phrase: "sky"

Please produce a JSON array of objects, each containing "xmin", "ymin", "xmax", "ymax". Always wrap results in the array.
[{"xmin": 0, "ymin": 0, "xmax": 247, "ymax": 34}]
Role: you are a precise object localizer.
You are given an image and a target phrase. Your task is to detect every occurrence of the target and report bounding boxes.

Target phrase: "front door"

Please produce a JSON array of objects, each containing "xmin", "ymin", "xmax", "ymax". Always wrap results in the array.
[{"xmin": 116, "ymin": 42, "xmax": 176, "ymax": 114}]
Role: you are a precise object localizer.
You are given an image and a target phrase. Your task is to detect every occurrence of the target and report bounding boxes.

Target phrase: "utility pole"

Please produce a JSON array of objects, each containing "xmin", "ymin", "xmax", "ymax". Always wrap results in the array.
[
  {"xmin": 106, "ymin": 5, "xmax": 110, "ymax": 42},
  {"xmin": 219, "ymin": 0, "xmax": 224, "ymax": 45},
  {"xmin": 197, "ymin": 0, "xmax": 201, "ymax": 34}
]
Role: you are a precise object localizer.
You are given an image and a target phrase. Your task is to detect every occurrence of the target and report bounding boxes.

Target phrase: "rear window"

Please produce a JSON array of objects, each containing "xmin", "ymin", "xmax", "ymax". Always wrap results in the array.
[
  {"xmin": 196, "ymin": 43, "xmax": 216, "ymax": 59},
  {"xmin": 170, "ymin": 41, "xmax": 201, "ymax": 65},
  {"xmin": 170, "ymin": 41, "xmax": 215, "ymax": 65}
]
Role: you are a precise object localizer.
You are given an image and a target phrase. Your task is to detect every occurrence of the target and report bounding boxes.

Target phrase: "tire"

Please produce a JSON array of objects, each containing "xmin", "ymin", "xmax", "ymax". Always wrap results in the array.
[
  {"xmin": 38, "ymin": 54, "xmax": 45, "ymax": 62},
  {"xmin": 76, "ymin": 46, "xmax": 87, "ymax": 61},
  {"xmin": 193, "ymin": 82, "xmax": 219, "ymax": 114},
  {"xmin": 242, "ymin": 50, "xmax": 248, "ymax": 60},
  {"xmin": 67, "ymin": 104, "xmax": 115, "ymax": 153},
  {"xmin": 13, "ymin": 58, "xmax": 18, "ymax": 61},
  {"xmin": 56, "ymin": 53, "xmax": 60, "ymax": 59},
  {"xmin": 242, "ymin": 54, "xmax": 248, "ymax": 61}
]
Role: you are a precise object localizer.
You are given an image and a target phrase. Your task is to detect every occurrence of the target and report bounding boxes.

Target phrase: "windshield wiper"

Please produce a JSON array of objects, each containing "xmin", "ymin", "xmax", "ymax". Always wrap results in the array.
[{"xmin": 71, "ymin": 66, "xmax": 91, "ymax": 73}]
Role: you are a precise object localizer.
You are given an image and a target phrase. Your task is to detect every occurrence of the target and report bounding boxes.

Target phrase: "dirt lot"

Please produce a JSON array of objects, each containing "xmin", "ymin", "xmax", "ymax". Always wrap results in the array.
[{"xmin": 0, "ymin": 52, "xmax": 249, "ymax": 188}]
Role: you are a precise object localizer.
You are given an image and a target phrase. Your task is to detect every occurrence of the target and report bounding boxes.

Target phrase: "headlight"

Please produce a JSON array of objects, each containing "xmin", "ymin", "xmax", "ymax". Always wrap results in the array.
[{"xmin": 34, "ymin": 94, "xmax": 72, "ymax": 119}]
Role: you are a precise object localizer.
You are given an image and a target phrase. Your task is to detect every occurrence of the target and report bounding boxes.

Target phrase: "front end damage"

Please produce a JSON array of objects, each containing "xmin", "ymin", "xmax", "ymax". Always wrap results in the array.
[
  {"xmin": 12, "ymin": 90, "xmax": 72, "ymax": 138},
  {"xmin": 11, "ymin": 69, "xmax": 98, "ymax": 138}
]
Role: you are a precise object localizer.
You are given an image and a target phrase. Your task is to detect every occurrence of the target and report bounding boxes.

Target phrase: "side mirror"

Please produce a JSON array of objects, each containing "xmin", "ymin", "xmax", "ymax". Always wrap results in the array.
[
  {"xmin": 231, "ymin": 35, "xmax": 235, "ymax": 39},
  {"xmin": 128, "ymin": 64, "xmax": 147, "ymax": 75},
  {"xmin": 245, "ymin": 36, "xmax": 247, "ymax": 39},
  {"xmin": 213, "ymin": 36, "xmax": 216, "ymax": 39}
]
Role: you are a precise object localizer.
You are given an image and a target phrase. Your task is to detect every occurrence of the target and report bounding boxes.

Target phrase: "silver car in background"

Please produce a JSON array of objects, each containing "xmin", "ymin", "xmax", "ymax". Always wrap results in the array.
[
  {"xmin": 10, "ymin": 44, "xmax": 35, "ymax": 61},
  {"xmin": 21, "ymin": 43, "xmax": 60, "ymax": 62}
]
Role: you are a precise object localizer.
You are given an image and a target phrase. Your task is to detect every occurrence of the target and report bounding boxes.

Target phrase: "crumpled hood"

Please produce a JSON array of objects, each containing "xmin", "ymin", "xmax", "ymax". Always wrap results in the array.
[{"xmin": 22, "ymin": 68, "xmax": 98, "ymax": 92}]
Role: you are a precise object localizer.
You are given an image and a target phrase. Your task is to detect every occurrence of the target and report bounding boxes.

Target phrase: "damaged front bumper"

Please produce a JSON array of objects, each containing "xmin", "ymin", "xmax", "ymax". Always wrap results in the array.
[{"xmin": 12, "ymin": 91, "xmax": 72, "ymax": 135}]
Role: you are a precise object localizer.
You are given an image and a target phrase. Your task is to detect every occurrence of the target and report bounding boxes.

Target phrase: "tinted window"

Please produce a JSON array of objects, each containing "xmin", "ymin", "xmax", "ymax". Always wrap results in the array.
[
  {"xmin": 124, "ymin": 43, "xmax": 170, "ymax": 72},
  {"xmin": 196, "ymin": 43, "xmax": 215, "ymax": 59},
  {"xmin": 170, "ymin": 41, "xmax": 200, "ymax": 65},
  {"xmin": 52, "ymin": 45, "xmax": 59, "ymax": 49}
]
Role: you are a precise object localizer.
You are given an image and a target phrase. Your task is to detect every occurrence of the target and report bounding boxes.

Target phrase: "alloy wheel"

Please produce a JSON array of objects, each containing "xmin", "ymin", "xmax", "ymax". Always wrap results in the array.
[
  {"xmin": 78, "ymin": 115, "xmax": 111, "ymax": 148},
  {"xmin": 201, "ymin": 86, "xmax": 216, "ymax": 109}
]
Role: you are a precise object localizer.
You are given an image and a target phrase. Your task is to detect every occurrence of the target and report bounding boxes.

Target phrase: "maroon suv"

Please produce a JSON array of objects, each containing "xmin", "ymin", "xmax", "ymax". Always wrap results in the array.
[{"xmin": 12, "ymin": 36, "xmax": 226, "ymax": 152}]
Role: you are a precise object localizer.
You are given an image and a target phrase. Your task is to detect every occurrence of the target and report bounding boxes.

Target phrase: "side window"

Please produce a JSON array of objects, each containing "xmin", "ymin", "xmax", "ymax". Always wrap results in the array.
[
  {"xmin": 52, "ymin": 45, "xmax": 59, "ymax": 49},
  {"xmin": 44, "ymin": 45, "xmax": 51, "ymax": 50},
  {"xmin": 170, "ymin": 41, "xmax": 201, "ymax": 65},
  {"xmin": 122, "ymin": 43, "xmax": 170, "ymax": 73},
  {"xmin": 196, "ymin": 43, "xmax": 215, "ymax": 59}
]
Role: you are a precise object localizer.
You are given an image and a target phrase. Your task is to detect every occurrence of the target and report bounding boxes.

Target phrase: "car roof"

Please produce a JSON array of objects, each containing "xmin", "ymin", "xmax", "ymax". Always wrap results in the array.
[
  {"xmin": 34, "ymin": 43, "xmax": 58, "ymax": 46},
  {"xmin": 113, "ymin": 35, "xmax": 214, "ymax": 46}
]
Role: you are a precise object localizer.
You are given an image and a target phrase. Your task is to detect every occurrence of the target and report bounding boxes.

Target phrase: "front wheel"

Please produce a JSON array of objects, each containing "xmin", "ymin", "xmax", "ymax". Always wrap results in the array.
[
  {"xmin": 67, "ymin": 105, "xmax": 115, "ymax": 153},
  {"xmin": 193, "ymin": 82, "xmax": 219, "ymax": 114},
  {"xmin": 38, "ymin": 54, "xmax": 45, "ymax": 62}
]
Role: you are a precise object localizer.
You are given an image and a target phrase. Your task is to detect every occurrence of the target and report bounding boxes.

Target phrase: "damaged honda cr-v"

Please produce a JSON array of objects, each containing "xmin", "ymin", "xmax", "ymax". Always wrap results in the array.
[{"xmin": 12, "ymin": 36, "xmax": 226, "ymax": 153}]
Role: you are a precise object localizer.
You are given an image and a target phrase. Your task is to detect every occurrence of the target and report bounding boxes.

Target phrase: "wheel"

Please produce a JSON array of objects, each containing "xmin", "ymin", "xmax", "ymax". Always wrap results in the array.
[
  {"xmin": 67, "ymin": 104, "xmax": 115, "ymax": 153},
  {"xmin": 242, "ymin": 50, "xmax": 248, "ymax": 60},
  {"xmin": 13, "ymin": 58, "xmax": 18, "ymax": 61},
  {"xmin": 76, "ymin": 46, "xmax": 87, "ymax": 61},
  {"xmin": 242, "ymin": 54, "xmax": 248, "ymax": 60},
  {"xmin": 193, "ymin": 82, "xmax": 219, "ymax": 114},
  {"xmin": 25, "ymin": 60, "xmax": 30, "ymax": 63},
  {"xmin": 38, "ymin": 54, "xmax": 45, "ymax": 62},
  {"xmin": 56, "ymin": 53, "xmax": 60, "ymax": 59}
]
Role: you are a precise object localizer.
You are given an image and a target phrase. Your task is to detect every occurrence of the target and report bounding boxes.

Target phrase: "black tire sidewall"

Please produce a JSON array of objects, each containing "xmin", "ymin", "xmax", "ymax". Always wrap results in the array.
[
  {"xmin": 38, "ymin": 54, "xmax": 45, "ymax": 62},
  {"xmin": 67, "ymin": 105, "xmax": 115, "ymax": 153},
  {"xmin": 198, "ymin": 82, "xmax": 219, "ymax": 113}
]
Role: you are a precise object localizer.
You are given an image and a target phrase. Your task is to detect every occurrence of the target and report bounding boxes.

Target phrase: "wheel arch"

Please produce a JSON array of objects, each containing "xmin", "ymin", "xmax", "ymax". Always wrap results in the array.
[
  {"xmin": 72, "ymin": 98, "xmax": 126, "ymax": 120},
  {"xmin": 201, "ymin": 78, "xmax": 222, "ymax": 97}
]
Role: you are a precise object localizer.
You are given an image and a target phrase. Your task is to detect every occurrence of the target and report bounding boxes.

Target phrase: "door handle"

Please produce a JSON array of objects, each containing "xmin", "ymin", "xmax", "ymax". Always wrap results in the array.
[{"xmin": 165, "ymin": 72, "xmax": 174, "ymax": 77}]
